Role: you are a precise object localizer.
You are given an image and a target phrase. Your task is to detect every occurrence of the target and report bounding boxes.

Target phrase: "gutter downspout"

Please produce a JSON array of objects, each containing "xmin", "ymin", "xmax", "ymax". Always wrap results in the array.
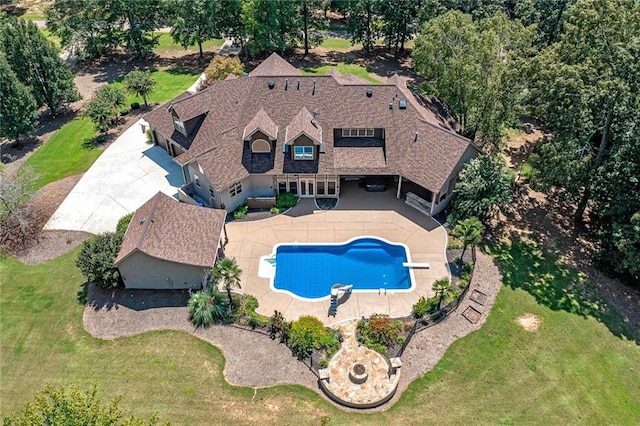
[{"xmin": 396, "ymin": 175, "xmax": 402, "ymax": 199}]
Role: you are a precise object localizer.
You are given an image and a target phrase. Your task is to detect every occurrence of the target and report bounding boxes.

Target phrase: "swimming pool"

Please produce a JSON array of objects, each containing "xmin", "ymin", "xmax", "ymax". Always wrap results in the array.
[{"xmin": 270, "ymin": 237, "xmax": 415, "ymax": 300}]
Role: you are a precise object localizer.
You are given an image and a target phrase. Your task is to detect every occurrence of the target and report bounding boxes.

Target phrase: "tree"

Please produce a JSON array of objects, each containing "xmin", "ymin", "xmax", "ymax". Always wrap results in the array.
[
  {"xmin": 123, "ymin": 70, "xmax": 156, "ymax": 107},
  {"xmin": 1, "ymin": 17, "xmax": 79, "ymax": 114},
  {"xmin": 450, "ymin": 216, "xmax": 484, "ymax": 260},
  {"xmin": 515, "ymin": 0, "xmax": 574, "ymax": 46},
  {"xmin": 418, "ymin": 0, "xmax": 508, "ymax": 23},
  {"xmin": 0, "ymin": 53, "xmax": 38, "ymax": 142},
  {"xmin": 449, "ymin": 155, "xmax": 513, "ymax": 224},
  {"xmin": 170, "ymin": 0, "xmax": 218, "ymax": 59},
  {"xmin": 0, "ymin": 166, "xmax": 38, "ymax": 248},
  {"xmin": 299, "ymin": 0, "xmax": 328, "ymax": 56},
  {"xmin": 242, "ymin": 0, "xmax": 301, "ymax": 56},
  {"xmin": 413, "ymin": 11, "xmax": 532, "ymax": 151},
  {"xmin": 201, "ymin": 55, "xmax": 244, "ymax": 88},
  {"xmin": 76, "ymin": 232, "xmax": 123, "ymax": 288},
  {"xmin": 346, "ymin": 0, "xmax": 380, "ymax": 54},
  {"xmin": 85, "ymin": 85, "xmax": 126, "ymax": 132},
  {"xmin": 3, "ymin": 383, "xmax": 165, "ymax": 426},
  {"xmin": 525, "ymin": 0, "xmax": 640, "ymax": 223},
  {"xmin": 46, "ymin": 0, "xmax": 119, "ymax": 59},
  {"xmin": 432, "ymin": 277, "xmax": 454, "ymax": 310},
  {"xmin": 212, "ymin": 257, "xmax": 242, "ymax": 308},
  {"xmin": 109, "ymin": 0, "xmax": 167, "ymax": 58},
  {"xmin": 379, "ymin": 0, "xmax": 418, "ymax": 56}
]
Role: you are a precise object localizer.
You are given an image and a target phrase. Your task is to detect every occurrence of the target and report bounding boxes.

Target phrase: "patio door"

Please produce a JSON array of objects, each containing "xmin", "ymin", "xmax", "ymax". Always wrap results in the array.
[{"xmin": 299, "ymin": 178, "xmax": 315, "ymax": 198}]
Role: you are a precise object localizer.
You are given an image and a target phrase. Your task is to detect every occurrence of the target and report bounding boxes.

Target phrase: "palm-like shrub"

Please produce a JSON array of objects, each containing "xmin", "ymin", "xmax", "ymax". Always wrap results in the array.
[
  {"xmin": 432, "ymin": 277, "xmax": 455, "ymax": 310},
  {"xmin": 212, "ymin": 258, "xmax": 242, "ymax": 307},
  {"xmin": 450, "ymin": 216, "xmax": 484, "ymax": 259},
  {"xmin": 187, "ymin": 291, "xmax": 214, "ymax": 327}
]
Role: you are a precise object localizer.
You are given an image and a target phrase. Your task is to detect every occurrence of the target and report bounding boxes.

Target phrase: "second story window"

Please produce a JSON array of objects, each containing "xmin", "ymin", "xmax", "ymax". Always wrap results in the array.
[
  {"xmin": 342, "ymin": 128, "xmax": 374, "ymax": 137},
  {"xmin": 172, "ymin": 115, "xmax": 186, "ymax": 135},
  {"xmin": 294, "ymin": 146, "xmax": 313, "ymax": 160}
]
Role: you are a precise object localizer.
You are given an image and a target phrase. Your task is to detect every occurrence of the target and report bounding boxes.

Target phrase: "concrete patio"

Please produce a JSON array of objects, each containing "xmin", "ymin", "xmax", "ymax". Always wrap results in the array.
[{"xmin": 224, "ymin": 182, "xmax": 449, "ymax": 325}]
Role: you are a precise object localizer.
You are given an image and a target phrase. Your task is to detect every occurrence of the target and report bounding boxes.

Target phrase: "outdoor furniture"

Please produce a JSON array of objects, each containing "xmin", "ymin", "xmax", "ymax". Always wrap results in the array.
[{"xmin": 319, "ymin": 368, "xmax": 330, "ymax": 382}]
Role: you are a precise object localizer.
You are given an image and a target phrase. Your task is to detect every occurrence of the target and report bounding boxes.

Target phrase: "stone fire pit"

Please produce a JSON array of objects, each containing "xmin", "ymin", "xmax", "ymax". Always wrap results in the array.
[{"xmin": 349, "ymin": 363, "xmax": 368, "ymax": 384}]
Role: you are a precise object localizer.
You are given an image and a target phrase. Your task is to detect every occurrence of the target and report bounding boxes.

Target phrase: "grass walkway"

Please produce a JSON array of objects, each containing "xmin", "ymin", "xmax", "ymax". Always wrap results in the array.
[
  {"xmin": 153, "ymin": 33, "xmax": 224, "ymax": 55},
  {"xmin": 23, "ymin": 68, "xmax": 199, "ymax": 190},
  {"xmin": 1, "ymin": 237, "xmax": 638, "ymax": 424}
]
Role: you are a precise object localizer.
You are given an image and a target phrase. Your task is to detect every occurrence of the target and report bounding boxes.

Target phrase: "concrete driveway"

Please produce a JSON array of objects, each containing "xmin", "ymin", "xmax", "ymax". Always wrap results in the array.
[{"xmin": 45, "ymin": 119, "xmax": 182, "ymax": 234}]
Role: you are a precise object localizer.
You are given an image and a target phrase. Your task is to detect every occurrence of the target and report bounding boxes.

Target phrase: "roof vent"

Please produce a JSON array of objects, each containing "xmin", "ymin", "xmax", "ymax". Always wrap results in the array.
[
  {"xmin": 311, "ymin": 109, "xmax": 320, "ymax": 118},
  {"xmin": 366, "ymin": 88, "xmax": 373, "ymax": 98},
  {"xmin": 285, "ymin": 79, "xmax": 289, "ymax": 90},
  {"xmin": 297, "ymin": 80, "xmax": 300, "ymax": 90},
  {"xmin": 312, "ymin": 80, "xmax": 316, "ymax": 96},
  {"xmin": 268, "ymin": 80, "xmax": 275, "ymax": 89},
  {"xmin": 414, "ymin": 132, "xmax": 418, "ymax": 142},
  {"xmin": 389, "ymin": 102, "xmax": 393, "ymax": 110},
  {"xmin": 399, "ymin": 99, "xmax": 407, "ymax": 109},
  {"xmin": 139, "ymin": 218, "xmax": 145, "ymax": 225}
]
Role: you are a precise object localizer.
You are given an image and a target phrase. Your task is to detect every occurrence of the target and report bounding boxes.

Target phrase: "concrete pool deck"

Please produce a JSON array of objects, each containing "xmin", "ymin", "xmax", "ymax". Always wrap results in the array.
[{"xmin": 224, "ymin": 183, "xmax": 449, "ymax": 325}]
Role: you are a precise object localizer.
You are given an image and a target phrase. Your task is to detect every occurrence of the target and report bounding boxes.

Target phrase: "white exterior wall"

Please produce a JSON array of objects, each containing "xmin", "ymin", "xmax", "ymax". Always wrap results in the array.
[
  {"xmin": 247, "ymin": 175, "xmax": 275, "ymax": 197},
  {"xmin": 431, "ymin": 145, "xmax": 480, "ymax": 215},
  {"xmin": 118, "ymin": 251, "xmax": 206, "ymax": 290},
  {"xmin": 186, "ymin": 161, "xmax": 215, "ymax": 205}
]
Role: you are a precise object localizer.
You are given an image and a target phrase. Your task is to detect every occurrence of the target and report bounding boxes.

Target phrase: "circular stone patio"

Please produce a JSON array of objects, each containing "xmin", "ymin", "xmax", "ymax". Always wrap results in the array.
[
  {"xmin": 319, "ymin": 321, "xmax": 400, "ymax": 408},
  {"xmin": 223, "ymin": 188, "xmax": 449, "ymax": 325}
]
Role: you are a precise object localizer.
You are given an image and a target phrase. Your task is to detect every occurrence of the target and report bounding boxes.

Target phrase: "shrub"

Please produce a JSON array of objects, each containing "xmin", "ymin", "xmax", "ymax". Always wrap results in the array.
[
  {"xmin": 130, "ymin": 102, "xmax": 141, "ymax": 110},
  {"xmin": 461, "ymin": 271, "xmax": 472, "ymax": 282},
  {"xmin": 288, "ymin": 315, "xmax": 338, "ymax": 359},
  {"xmin": 119, "ymin": 109, "xmax": 129, "ymax": 116},
  {"xmin": 319, "ymin": 358, "xmax": 328, "ymax": 368},
  {"xmin": 464, "ymin": 262, "xmax": 474, "ymax": 273},
  {"xmin": 520, "ymin": 162, "xmax": 534, "ymax": 180},
  {"xmin": 75, "ymin": 232, "xmax": 123, "ymax": 288},
  {"xmin": 357, "ymin": 314, "xmax": 404, "ymax": 353},
  {"xmin": 233, "ymin": 204, "xmax": 248, "ymax": 220},
  {"xmin": 95, "ymin": 134, "xmax": 106, "ymax": 144},
  {"xmin": 458, "ymin": 278, "xmax": 469, "ymax": 288},
  {"xmin": 412, "ymin": 296, "xmax": 439, "ymax": 318},
  {"xmin": 270, "ymin": 206, "xmax": 280, "ymax": 215},
  {"xmin": 145, "ymin": 128, "xmax": 153, "ymax": 142},
  {"xmin": 275, "ymin": 192, "xmax": 298, "ymax": 210},
  {"xmin": 187, "ymin": 286, "xmax": 228, "ymax": 327},
  {"xmin": 203, "ymin": 56, "xmax": 244, "ymax": 85},
  {"xmin": 115, "ymin": 212, "xmax": 133, "ymax": 237}
]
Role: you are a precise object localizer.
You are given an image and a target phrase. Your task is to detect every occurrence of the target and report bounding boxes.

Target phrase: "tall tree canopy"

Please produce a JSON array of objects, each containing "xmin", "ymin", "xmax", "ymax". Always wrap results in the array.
[
  {"xmin": 419, "ymin": 0, "xmax": 509, "ymax": 23},
  {"xmin": 0, "ymin": 18, "xmax": 79, "ymax": 114},
  {"xmin": 299, "ymin": 0, "xmax": 328, "ymax": 56},
  {"xmin": 169, "ymin": 0, "xmax": 219, "ymax": 59},
  {"xmin": 379, "ymin": 0, "xmax": 418, "ymax": 55},
  {"xmin": 515, "ymin": 0, "xmax": 574, "ymax": 46},
  {"xmin": 0, "ymin": 53, "xmax": 38, "ymax": 142},
  {"xmin": 526, "ymin": 0, "xmax": 640, "ymax": 281},
  {"xmin": 242, "ymin": 0, "xmax": 301, "ymax": 56},
  {"xmin": 413, "ymin": 11, "xmax": 532, "ymax": 151},
  {"xmin": 346, "ymin": 0, "xmax": 381, "ymax": 54}
]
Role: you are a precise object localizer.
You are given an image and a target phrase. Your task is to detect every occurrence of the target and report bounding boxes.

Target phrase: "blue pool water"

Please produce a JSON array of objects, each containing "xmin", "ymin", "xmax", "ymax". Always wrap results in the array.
[{"xmin": 273, "ymin": 237, "xmax": 412, "ymax": 299}]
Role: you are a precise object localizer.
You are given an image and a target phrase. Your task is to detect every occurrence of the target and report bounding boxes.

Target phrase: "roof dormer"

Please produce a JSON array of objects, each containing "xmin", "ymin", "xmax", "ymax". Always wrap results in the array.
[
  {"xmin": 284, "ymin": 107, "xmax": 322, "ymax": 146},
  {"xmin": 243, "ymin": 108, "xmax": 278, "ymax": 141}
]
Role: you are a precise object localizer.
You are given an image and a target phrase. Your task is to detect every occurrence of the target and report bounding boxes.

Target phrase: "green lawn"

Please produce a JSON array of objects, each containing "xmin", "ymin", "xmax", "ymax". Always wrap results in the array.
[
  {"xmin": 24, "ymin": 117, "xmax": 100, "ymax": 190},
  {"xmin": 1, "ymin": 238, "xmax": 638, "ymax": 424},
  {"xmin": 302, "ymin": 63, "xmax": 381, "ymax": 84},
  {"xmin": 320, "ymin": 38, "xmax": 355, "ymax": 50},
  {"xmin": 154, "ymin": 32, "xmax": 224, "ymax": 55},
  {"xmin": 22, "ymin": 68, "xmax": 199, "ymax": 190},
  {"xmin": 110, "ymin": 68, "xmax": 201, "ymax": 106}
]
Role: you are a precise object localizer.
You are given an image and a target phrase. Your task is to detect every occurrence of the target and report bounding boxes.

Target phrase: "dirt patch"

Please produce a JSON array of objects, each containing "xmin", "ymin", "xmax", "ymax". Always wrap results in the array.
[{"xmin": 517, "ymin": 313, "xmax": 542, "ymax": 332}]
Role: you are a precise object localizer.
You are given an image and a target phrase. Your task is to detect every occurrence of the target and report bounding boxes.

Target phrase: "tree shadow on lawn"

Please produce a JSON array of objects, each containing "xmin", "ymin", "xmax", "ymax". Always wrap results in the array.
[{"xmin": 489, "ymin": 233, "xmax": 637, "ymax": 344}]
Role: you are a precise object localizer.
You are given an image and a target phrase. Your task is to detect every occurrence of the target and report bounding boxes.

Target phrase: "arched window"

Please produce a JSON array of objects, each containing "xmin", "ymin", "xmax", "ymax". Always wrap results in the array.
[{"xmin": 252, "ymin": 139, "xmax": 271, "ymax": 153}]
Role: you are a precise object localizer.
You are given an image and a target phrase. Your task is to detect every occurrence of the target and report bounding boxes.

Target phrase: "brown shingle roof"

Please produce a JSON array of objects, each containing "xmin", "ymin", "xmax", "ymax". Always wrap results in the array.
[
  {"xmin": 114, "ymin": 192, "xmax": 226, "ymax": 268},
  {"xmin": 327, "ymin": 68, "xmax": 371, "ymax": 85},
  {"xmin": 145, "ymin": 54, "xmax": 480, "ymax": 193},
  {"xmin": 334, "ymin": 147, "xmax": 386, "ymax": 169},
  {"xmin": 250, "ymin": 52, "xmax": 301, "ymax": 76},
  {"xmin": 243, "ymin": 108, "xmax": 278, "ymax": 140},
  {"xmin": 284, "ymin": 107, "xmax": 322, "ymax": 145}
]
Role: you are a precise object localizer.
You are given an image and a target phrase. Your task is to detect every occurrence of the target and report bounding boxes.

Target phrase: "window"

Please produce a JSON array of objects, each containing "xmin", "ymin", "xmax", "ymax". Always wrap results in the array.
[
  {"xmin": 278, "ymin": 181, "xmax": 287, "ymax": 194},
  {"xmin": 209, "ymin": 186, "xmax": 215, "ymax": 198},
  {"xmin": 341, "ymin": 128, "xmax": 375, "ymax": 137},
  {"xmin": 316, "ymin": 181, "xmax": 325, "ymax": 195},
  {"xmin": 252, "ymin": 139, "xmax": 271, "ymax": 153},
  {"xmin": 194, "ymin": 176, "xmax": 201, "ymax": 188},
  {"xmin": 328, "ymin": 181, "xmax": 336, "ymax": 195},
  {"xmin": 229, "ymin": 181, "xmax": 242, "ymax": 197},
  {"xmin": 294, "ymin": 145, "xmax": 313, "ymax": 160},
  {"xmin": 172, "ymin": 114, "xmax": 186, "ymax": 135}
]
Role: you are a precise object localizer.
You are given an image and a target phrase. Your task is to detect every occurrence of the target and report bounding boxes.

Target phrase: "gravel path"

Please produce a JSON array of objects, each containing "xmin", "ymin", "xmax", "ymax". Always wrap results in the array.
[{"xmin": 82, "ymin": 250, "xmax": 502, "ymax": 411}]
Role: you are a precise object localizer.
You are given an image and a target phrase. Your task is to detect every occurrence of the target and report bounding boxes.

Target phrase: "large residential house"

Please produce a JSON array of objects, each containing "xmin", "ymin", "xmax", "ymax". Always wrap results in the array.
[{"xmin": 145, "ymin": 53, "xmax": 480, "ymax": 215}]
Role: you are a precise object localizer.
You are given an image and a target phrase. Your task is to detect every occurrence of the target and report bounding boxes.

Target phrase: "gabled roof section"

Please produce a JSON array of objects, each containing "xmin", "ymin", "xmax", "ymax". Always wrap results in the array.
[
  {"xmin": 284, "ymin": 107, "xmax": 322, "ymax": 145},
  {"xmin": 250, "ymin": 53, "xmax": 301, "ymax": 76},
  {"xmin": 243, "ymin": 108, "xmax": 278, "ymax": 140},
  {"xmin": 114, "ymin": 192, "xmax": 226, "ymax": 268}
]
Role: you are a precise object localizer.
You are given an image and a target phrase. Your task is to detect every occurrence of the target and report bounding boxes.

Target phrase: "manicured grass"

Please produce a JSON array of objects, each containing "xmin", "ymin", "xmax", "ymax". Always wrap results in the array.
[
  {"xmin": 302, "ymin": 63, "xmax": 381, "ymax": 84},
  {"xmin": 24, "ymin": 117, "xmax": 101, "ymax": 190},
  {"xmin": 22, "ymin": 69, "xmax": 198, "ymax": 189},
  {"xmin": 153, "ymin": 32, "xmax": 224, "ymax": 54},
  {"xmin": 320, "ymin": 38, "xmax": 355, "ymax": 50},
  {"xmin": 111, "ymin": 68, "xmax": 201, "ymax": 106},
  {"xmin": 1, "ymin": 237, "xmax": 638, "ymax": 423}
]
